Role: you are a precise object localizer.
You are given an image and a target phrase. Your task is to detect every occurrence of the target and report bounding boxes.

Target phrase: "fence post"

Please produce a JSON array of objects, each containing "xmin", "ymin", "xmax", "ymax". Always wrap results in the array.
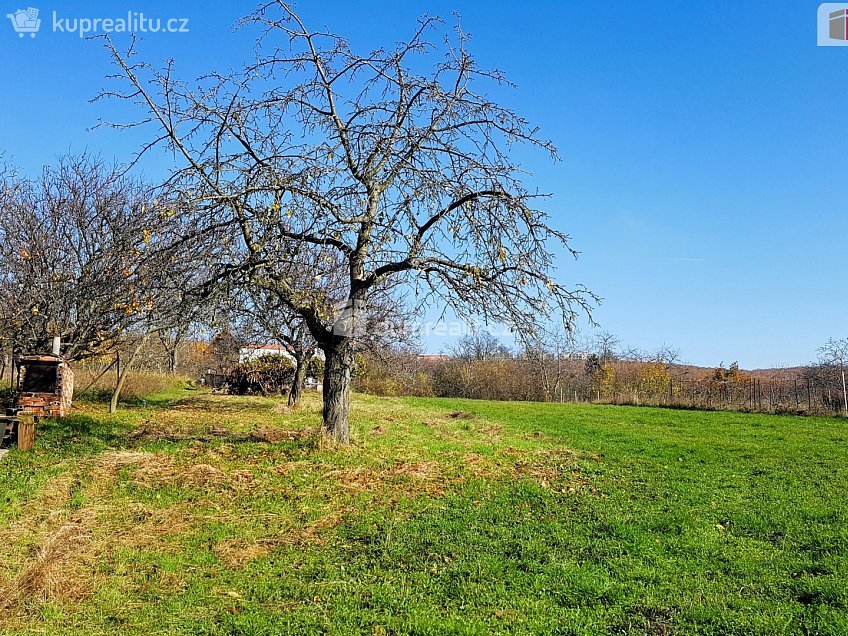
[
  {"xmin": 807, "ymin": 377, "xmax": 812, "ymax": 411},
  {"xmin": 17, "ymin": 415, "xmax": 35, "ymax": 451}
]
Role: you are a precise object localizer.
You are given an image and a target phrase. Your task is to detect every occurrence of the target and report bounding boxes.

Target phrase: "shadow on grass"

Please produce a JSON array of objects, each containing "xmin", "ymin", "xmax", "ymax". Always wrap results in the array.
[
  {"xmin": 126, "ymin": 425, "xmax": 318, "ymax": 451},
  {"xmin": 75, "ymin": 385, "xmax": 200, "ymax": 410},
  {"xmin": 36, "ymin": 412, "xmax": 318, "ymax": 456},
  {"xmin": 35, "ymin": 414, "xmax": 131, "ymax": 455}
]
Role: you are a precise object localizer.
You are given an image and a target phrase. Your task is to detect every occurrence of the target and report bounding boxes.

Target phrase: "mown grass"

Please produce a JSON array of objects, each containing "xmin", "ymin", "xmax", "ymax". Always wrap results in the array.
[{"xmin": 0, "ymin": 389, "xmax": 846, "ymax": 635}]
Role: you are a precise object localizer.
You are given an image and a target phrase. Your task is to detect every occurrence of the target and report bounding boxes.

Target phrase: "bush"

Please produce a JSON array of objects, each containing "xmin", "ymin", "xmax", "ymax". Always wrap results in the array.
[{"xmin": 0, "ymin": 385, "xmax": 15, "ymax": 411}]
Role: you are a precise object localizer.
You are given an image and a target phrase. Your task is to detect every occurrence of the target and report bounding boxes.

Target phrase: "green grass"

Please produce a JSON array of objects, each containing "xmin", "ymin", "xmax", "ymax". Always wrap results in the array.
[{"xmin": 0, "ymin": 390, "xmax": 846, "ymax": 635}]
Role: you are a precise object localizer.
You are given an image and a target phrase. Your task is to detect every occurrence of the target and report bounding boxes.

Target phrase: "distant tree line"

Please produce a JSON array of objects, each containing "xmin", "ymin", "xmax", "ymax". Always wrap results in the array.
[{"xmin": 356, "ymin": 331, "xmax": 848, "ymax": 416}]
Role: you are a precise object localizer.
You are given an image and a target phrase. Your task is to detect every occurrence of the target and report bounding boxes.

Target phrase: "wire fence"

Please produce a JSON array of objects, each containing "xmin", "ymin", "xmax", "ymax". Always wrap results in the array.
[{"xmin": 562, "ymin": 377, "xmax": 847, "ymax": 416}]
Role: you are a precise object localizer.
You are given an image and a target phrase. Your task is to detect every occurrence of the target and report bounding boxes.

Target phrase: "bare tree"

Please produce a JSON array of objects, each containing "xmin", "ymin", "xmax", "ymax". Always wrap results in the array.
[
  {"xmin": 817, "ymin": 337, "xmax": 848, "ymax": 414},
  {"xmin": 99, "ymin": 4, "xmax": 595, "ymax": 442},
  {"xmin": 153, "ymin": 274, "xmax": 216, "ymax": 376},
  {"xmin": 229, "ymin": 287, "xmax": 318, "ymax": 407},
  {"xmin": 158, "ymin": 325, "xmax": 191, "ymax": 375},
  {"xmin": 520, "ymin": 327, "xmax": 576, "ymax": 402},
  {"xmin": 451, "ymin": 330, "xmax": 511, "ymax": 362},
  {"xmin": 592, "ymin": 332, "xmax": 620, "ymax": 364},
  {"xmin": 0, "ymin": 154, "xmax": 161, "ymax": 362}
]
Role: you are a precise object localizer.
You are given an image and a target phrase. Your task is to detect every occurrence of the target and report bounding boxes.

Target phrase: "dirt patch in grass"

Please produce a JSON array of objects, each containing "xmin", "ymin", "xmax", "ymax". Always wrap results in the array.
[
  {"xmin": 229, "ymin": 469, "xmax": 256, "ymax": 491},
  {"xmin": 249, "ymin": 424, "xmax": 309, "ymax": 443},
  {"xmin": 170, "ymin": 396, "xmax": 275, "ymax": 414},
  {"xmin": 621, "ymin": 607, "xmax": 677, "ymax": 636},
  {"xmin": 127, "ymin": 419, "xmax": 249, "ymax": 443}
]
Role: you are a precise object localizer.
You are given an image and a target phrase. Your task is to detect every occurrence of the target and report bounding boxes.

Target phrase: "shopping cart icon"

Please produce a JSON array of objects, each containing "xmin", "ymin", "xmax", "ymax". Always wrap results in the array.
[{"xmin": 6, "ymin": 7, "xmax": 41, "ymax": 38}]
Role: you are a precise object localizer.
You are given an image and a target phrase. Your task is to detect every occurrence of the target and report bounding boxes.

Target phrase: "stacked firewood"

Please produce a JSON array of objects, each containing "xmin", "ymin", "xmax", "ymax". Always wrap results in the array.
[{"xmin": 225, "ymin": 355, "xmax": 295, "ymax": 396}]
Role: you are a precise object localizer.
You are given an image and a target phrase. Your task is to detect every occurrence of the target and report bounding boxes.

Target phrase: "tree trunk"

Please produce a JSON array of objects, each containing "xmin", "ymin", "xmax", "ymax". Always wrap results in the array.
[
  {"xmin": 321, "ymin": 340, "xmax": 354, "ymax": 443},
  {"xmin": 167, "ymin": 348, "xmax": 178, "ymax": 375},
  {"xmin": 288, "ymin": 356, "xmax": 306, "ymax": 407},
  {"xmin": 110, "ymin": 337, "xmax": 148, "ymax": 414}
]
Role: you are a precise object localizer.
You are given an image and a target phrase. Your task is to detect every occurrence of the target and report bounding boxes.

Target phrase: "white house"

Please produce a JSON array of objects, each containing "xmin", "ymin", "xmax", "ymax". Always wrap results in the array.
[
  {"xmin": 238, "ymin": 344, "xmax": 326, "ymax": 365},
  {"xmin": 238, "ymin": 344, "xmax": 295, "ymax": 364}
]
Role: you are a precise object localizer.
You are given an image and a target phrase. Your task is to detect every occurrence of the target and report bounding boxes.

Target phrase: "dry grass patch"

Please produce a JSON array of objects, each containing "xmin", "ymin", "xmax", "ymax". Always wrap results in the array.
[
  {"xmin": 186, "ymin": 463, "xmax": 228, "ymax": 487},
  {"xmin": 94, "ymin": 450, "xmax": 179, "ymax": 488},
  {"xmin": 0, "ymin": 449, "xmax": 215, "ymax": 621},
  {"xmin": 0, "ymin": 392, "xmax": 601, "ymax": 629},
  {"xmin": 128, "ymin": 418, "xmax": 244, "ymax": 442},
  {"xmin": 0, "ymin": 513, "xmax": 97, "ymax": 612},
  {"xmin": 213, "ymin": 539, "xmax": 275, "ymax": 568},
  {"xmin": 212, "ymin": 510, "xmax": 351, "ymax": 569},
  {"xmin": 100, "ymin": 502, "xmax": 195, "ymax": 552},
  {"xmin": 321, "ymin": 461, "xmax": 450, "ymax": 497},
  {"xmin": 95, "ymin": 450, "xmax": 253, "ymax": 491},
  {"xmin": 511, "ymin": 449, "xmax": 604, "ymax": 495}
]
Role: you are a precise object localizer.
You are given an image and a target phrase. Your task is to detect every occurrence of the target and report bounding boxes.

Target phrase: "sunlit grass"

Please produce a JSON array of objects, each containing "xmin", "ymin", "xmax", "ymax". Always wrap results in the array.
[{"xmin": 0, "ymin": 389, "xmax": 846, "ymax": 634}]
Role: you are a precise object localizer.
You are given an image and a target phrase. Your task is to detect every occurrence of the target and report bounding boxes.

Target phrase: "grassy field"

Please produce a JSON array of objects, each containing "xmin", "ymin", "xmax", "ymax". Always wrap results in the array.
[{"xmin": 0, "ymin": 389, "xmax": 846, "ymax": 635}]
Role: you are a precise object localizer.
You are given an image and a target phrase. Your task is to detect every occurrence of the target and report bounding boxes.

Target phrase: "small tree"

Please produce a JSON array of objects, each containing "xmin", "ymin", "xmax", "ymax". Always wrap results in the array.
[
  {"xmin": 520, "ymin": 327, "xmax": 583, "ymax": 402},
  {"xmin": 817, "ymin": 338, "xmax": 848, "ymax": 414},
  {"xmin": 229, "ymin": 287, "xmax": 318, "ymax": 407},
  {"xmin": 451, "ymin": 331, "xmax": 512, "ymax": 362}
]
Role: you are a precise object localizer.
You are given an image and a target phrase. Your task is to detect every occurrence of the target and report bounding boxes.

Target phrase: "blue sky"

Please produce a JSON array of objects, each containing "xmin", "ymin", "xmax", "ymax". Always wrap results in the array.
[{"xmin": 1, "ymin": 1, "xmax": 845, "ymax": 368}]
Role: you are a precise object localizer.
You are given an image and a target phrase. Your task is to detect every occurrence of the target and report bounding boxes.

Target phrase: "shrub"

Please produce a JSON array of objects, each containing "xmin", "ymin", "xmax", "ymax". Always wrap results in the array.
[{"xmin": 0, "ymin": 385, "xmax": 15, "ymax": 411}]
